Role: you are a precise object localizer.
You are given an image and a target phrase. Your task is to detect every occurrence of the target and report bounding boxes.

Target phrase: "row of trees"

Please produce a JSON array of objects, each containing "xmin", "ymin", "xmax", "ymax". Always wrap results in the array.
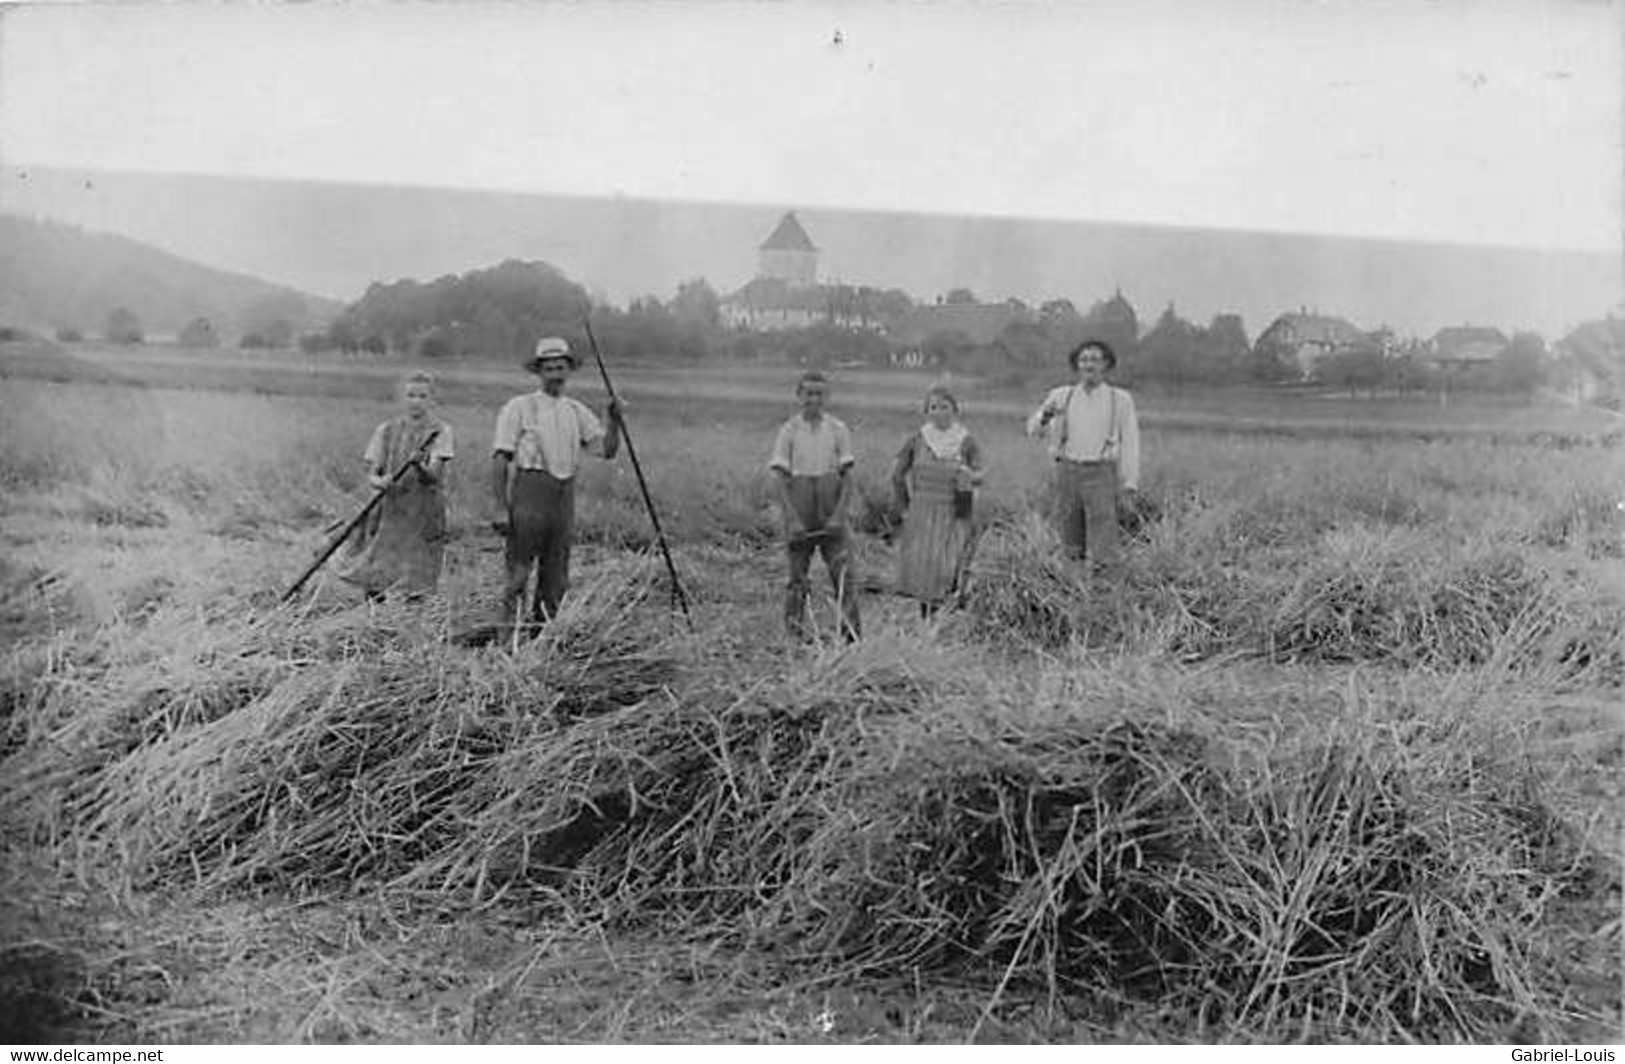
[
  {"xmin": 905, "ymin": 297, "xmax": 1285, "ymax": 388},
  {"xmin": 57, "ymin": 255, "xmax": 1612, "ymax": 404},
  {"xmin": 1302, "ymin": 332, "xmax": 1554, "ymax": 398},
  {"xmin": 295, "ymin": 264, "xmax": 903, "ymax": 366},
  {"xmin": 304, "ymin": 260, "xmax": 591, "ymax": 358},
  {"xmin": 899, "ymin": 300, "xmax": 1579, "ymax": 399},
  {"xmin": 306, "ymin": 258, "xmax": 1591, "ymax": 400},
  {"xmin": 47, "ymin": 306, "xmax": 150, "ymax": 345},
  {"xmin": 50, "ymin": 289, "xmax": 317, "ymax": 350}
]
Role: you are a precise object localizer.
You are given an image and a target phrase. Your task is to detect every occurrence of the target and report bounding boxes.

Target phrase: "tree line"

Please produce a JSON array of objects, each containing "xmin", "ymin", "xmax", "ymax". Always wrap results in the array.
[
  {"xmin": 48, "ymin": 254, "xmax": 1616, "ymax": 404},
  {"xmin": 303, "ymin": 260, "xmax": 1619, "ymax": 401}
]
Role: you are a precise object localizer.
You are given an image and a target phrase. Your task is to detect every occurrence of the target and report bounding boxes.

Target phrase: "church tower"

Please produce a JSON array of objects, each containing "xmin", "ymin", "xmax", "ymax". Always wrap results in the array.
[{"xmin": 757, "ymin": 211, "xmax": 819, "ymax": 287}]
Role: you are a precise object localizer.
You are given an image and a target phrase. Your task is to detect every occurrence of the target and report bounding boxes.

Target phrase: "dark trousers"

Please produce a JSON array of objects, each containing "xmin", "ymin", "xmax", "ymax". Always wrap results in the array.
[
  {"xmin": 1052, "ymin": 460, "xmax": 1120, "ymax": 566},
  {"xmin": 503, "ymin": 469, "xmax": 575, "ymax": 623},
  {"xmin": 785, "ymin": 527, "xmax": 861, "ymax": 642}
]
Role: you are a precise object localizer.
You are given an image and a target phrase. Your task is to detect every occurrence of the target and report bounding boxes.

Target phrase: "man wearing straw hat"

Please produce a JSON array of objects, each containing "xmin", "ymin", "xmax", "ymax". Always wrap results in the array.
[
  {"xmin": 1026, "ymin": 338, "xmax": 1142, "ymax": 572},
  {"xmin": 491, "ymin": 336, "xmax": 623, "ymax": 626}
]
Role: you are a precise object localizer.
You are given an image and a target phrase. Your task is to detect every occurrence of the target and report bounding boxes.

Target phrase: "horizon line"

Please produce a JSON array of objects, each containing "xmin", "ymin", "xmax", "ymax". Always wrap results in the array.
[{"xmin": 11, "ymin": 160, "xmax": 1620, "ymax": 262}]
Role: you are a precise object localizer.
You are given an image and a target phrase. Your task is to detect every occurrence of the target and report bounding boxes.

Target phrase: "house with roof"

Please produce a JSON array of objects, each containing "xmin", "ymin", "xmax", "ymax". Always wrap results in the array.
[
  {"xmin": 1254, "ymin": 309, "xmax": 1371, "ymax": 380},
  {"xmin": 1551, "ymin": 317, "xmax": 1623, "ymax": 405},
  {"xmin": 720, "ymin": 212, "xmax": 825, "ymax": 331},
  {"xmin": 882, "ymin": 299, "xmax": 1036, "ymax": 368},
  {"xmin": 1425, "ymin": 325, "xmax": 1509, "ymax": 372},
  {"xmin": 721, "ymin": 276, "xmax": 827, "ymax": 331}
]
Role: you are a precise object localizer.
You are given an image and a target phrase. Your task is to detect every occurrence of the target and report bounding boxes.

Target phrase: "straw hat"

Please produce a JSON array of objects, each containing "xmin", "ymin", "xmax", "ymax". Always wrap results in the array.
[{"xmin": 522, "ymin": 335, "xmax": 580, "ymax": 371}]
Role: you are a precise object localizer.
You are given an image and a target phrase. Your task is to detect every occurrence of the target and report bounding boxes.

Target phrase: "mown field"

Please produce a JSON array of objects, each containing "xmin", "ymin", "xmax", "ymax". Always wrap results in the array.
[
  {"xmin": 1, "ymin": 351, "xmax": 1621, "ymax": 1044},
  {"xmin": 5, "ymin": 337, "xmax": 1622, "ymax": 446}
]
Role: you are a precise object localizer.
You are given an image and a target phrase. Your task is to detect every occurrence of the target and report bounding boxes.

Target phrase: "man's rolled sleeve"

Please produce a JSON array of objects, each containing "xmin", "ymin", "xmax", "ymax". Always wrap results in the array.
[
  {"xmin": 834, "ymin": 421, "xmax": 855, "ymax": 470},
  {"xmin": 576, "ymin": 402, "xmax": 607, "ymax": 455},
  {"xmin": 768, "ymin": 421, "xmax": 794, "ymax": 474},
  {"xmin": 1026, "ymin": 385, "xmax": 1067, "ymax": 439},
  {"xmin": 492, "ymin": 398, "xmax": 522, "ymax": 455}
]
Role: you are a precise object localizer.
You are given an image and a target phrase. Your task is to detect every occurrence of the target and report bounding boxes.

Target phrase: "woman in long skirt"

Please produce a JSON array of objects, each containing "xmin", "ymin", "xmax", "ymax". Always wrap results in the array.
[
  {"xmin": 340, "ymin": 370, "xmax": 456, "ymax": 598},
  {"xmin": 892, "ymin": 383, "xmax": 984, "ymax": 616}
]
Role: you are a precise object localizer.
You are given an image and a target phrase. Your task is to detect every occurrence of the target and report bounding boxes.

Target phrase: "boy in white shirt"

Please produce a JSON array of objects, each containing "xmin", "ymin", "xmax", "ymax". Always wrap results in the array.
[{"xmin": 768, "ymin": 371, "xmax": 862, "ymax": 641}]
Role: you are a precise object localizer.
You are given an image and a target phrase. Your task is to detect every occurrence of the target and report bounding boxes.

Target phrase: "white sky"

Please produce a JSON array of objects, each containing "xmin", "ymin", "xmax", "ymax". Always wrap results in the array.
[{"xmin": 1, "ymin": 0, "xmax": 1619, "ymax": 253}]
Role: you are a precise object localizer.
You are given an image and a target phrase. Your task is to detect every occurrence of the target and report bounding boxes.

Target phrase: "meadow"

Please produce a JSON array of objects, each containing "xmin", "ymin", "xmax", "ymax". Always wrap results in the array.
[
  {"xmin": 7, "ymin": 337, "xmax": 1622, "ymax": 446},
  {"xmin": 0, "ymin": 358, "xmax": 1621, "ymax": 1044}
]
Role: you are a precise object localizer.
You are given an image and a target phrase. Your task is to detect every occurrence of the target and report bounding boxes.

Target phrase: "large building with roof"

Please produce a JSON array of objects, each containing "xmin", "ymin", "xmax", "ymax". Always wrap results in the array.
[
  {"xmin": 1254, "ymin": 309, "xmax": 1372, "ymax": 380},
  {"xmin": 721, "ymin": 211, "xmax": 825, "ymax": 330},
  {"xmin": 1425, "ymin": 325, "xmax": 1509, "ymax": 372}
]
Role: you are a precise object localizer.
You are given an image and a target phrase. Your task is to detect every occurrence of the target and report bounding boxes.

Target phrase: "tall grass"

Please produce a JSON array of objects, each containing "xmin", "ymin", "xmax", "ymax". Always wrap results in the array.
[{"xmin": 5, "ymin": 378, "xmax": 1620, "ymax": 554}]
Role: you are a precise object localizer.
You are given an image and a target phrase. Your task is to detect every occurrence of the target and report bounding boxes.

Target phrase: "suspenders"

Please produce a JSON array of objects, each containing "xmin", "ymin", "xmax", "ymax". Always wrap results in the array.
[
  {"xmin": 523, "ymin": 394, "xmax": 584, "ymax": 474},
  {"xmin": 1056, "ymin": 385, "xmax": 1077, "ymax": 453},
  {"xmin": 1106, "ymin": 388, "xmax": 1118, "ymax": 461},
  {"xmin": 1056, "ymin": 385, "xmax": 1118, "ymax": 461}
]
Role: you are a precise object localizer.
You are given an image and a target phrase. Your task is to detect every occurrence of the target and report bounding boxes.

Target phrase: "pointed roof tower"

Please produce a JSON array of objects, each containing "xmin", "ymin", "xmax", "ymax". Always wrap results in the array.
[{"xmin": 760, "ymin": 211, "xmax": 818, "ymax": 252}]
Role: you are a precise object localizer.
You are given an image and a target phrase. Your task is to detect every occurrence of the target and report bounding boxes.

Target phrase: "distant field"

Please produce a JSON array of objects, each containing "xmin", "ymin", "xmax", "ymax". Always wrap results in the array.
[{"xmin": 4, "ymin": 338, "xmax": 1620, "ymax": 446}]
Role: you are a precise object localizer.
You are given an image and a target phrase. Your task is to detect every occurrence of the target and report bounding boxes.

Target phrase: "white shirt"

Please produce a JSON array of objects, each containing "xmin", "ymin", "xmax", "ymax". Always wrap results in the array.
[
  {"xmin": 492, "ymin": 391, "xmax": 605, "ymax": 479},
  {"xmin": 1026, "ymin": 383, "xmax": 1141, "ymax": 490},
  {"xmin": 768, "ymin": 413, "xmax": 856, "ymax": 477},
  {"xmin": 364, "ymin": 416, "xmax": 455, "ymax": 472}
]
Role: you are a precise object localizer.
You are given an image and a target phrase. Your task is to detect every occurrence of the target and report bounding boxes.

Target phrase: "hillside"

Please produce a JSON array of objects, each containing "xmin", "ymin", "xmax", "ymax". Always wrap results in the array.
[{"xmin": 0, "ymin": 214, "xmax": 342, "ymax": 340}]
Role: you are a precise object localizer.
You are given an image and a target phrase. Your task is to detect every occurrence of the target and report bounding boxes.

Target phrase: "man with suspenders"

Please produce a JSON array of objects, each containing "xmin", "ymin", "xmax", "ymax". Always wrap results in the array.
[{"xmin": 1025, "ymin": 338, "xmax": 1142, "ymax": 571}]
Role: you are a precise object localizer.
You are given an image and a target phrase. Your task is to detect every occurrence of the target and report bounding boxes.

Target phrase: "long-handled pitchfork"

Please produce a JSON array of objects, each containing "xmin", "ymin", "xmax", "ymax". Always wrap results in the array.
[
  {"xmin": 580, "ymin": 305, "xmax": 694, "ymax": 631},
  {"xmin": 281, "ymin": 427, "xmax": 442, "ymax": 604}
]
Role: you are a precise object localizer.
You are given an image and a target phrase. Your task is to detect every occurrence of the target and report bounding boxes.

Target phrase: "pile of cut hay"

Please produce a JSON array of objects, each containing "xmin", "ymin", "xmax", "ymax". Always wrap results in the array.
[
  {"xmin": 958, "ymin": 514, "xmax": 1621, "ymax": 680},
  {"xmin": 1531, "ymin": 486, "xmax": 1625, "ymax": 559},
  {"xmin": 4, "ymin": 587, "xmax": 1614, "ymax": 1040},
  {"xmin": 4, "ymin": 527, "xmax": 1618, "ymax": 1041},
  {"xmin": 599, "ymin": 682, "xmax": 1609, "ymax": 1042},
  {"xmin": 957, "ymin": 513, "xmax": 1141, "ymax": 651},
  {"xmin": 2, "ymin": 557, "xmax": 681, "ymax": 892},
  {"xmin": 1262, "ymin": 538, "xmax": 1548, "ymax": 667}
]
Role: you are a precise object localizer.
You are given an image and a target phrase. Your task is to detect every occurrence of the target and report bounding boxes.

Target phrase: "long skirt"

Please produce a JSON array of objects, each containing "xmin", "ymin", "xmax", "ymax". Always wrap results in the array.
[
  {"xmin": 896, "ymin": 459, "xmax": 973, "ymax": 604},
  {"xmin": 339, "ymin": 478, "xmax": 447, "ymax": 596}
]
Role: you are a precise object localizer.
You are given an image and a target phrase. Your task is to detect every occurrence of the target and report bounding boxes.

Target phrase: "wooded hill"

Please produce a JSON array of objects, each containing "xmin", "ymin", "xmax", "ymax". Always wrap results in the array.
[{"xmin": 0, "ymin": 214, "xmax": 340, "ymax": 341}]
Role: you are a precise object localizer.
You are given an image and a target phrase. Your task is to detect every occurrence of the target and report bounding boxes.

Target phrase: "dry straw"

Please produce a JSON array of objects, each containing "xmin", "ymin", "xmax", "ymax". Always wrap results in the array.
[{"xmin": 3, "ymin": 553, "xmax": 1615, "ymax": 1041}]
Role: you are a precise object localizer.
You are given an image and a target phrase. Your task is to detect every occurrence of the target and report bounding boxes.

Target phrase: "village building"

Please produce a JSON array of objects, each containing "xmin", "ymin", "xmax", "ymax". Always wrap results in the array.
[
  {"xmin": 719, "ymin": 212, "xmax": 825, "ymax": 331},
  {"xmin": 1254, "ymin": 309, "xmax": 1371, "ymax": 380},
  {"xmin": 720, "ymin": 277, "xmax": 825, "ymax": 331},
  {"xmin": 1425, "ymin": 325, "xmax": 1509, "ymax": 373},
  {"xmin": 1551, "ymin": 317, "xmax": 1622, "ymax": 404},
  {"xmin": 756, "ymin": 211, "xmax": 818, "ymax": 286},
  {"xmin": 714, "ymin": 211, "xmax": 1152, "ymax": 374},
  {"xmin": 886, "ymin": 299, "xmax": 1040, "ymax": 368}
]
